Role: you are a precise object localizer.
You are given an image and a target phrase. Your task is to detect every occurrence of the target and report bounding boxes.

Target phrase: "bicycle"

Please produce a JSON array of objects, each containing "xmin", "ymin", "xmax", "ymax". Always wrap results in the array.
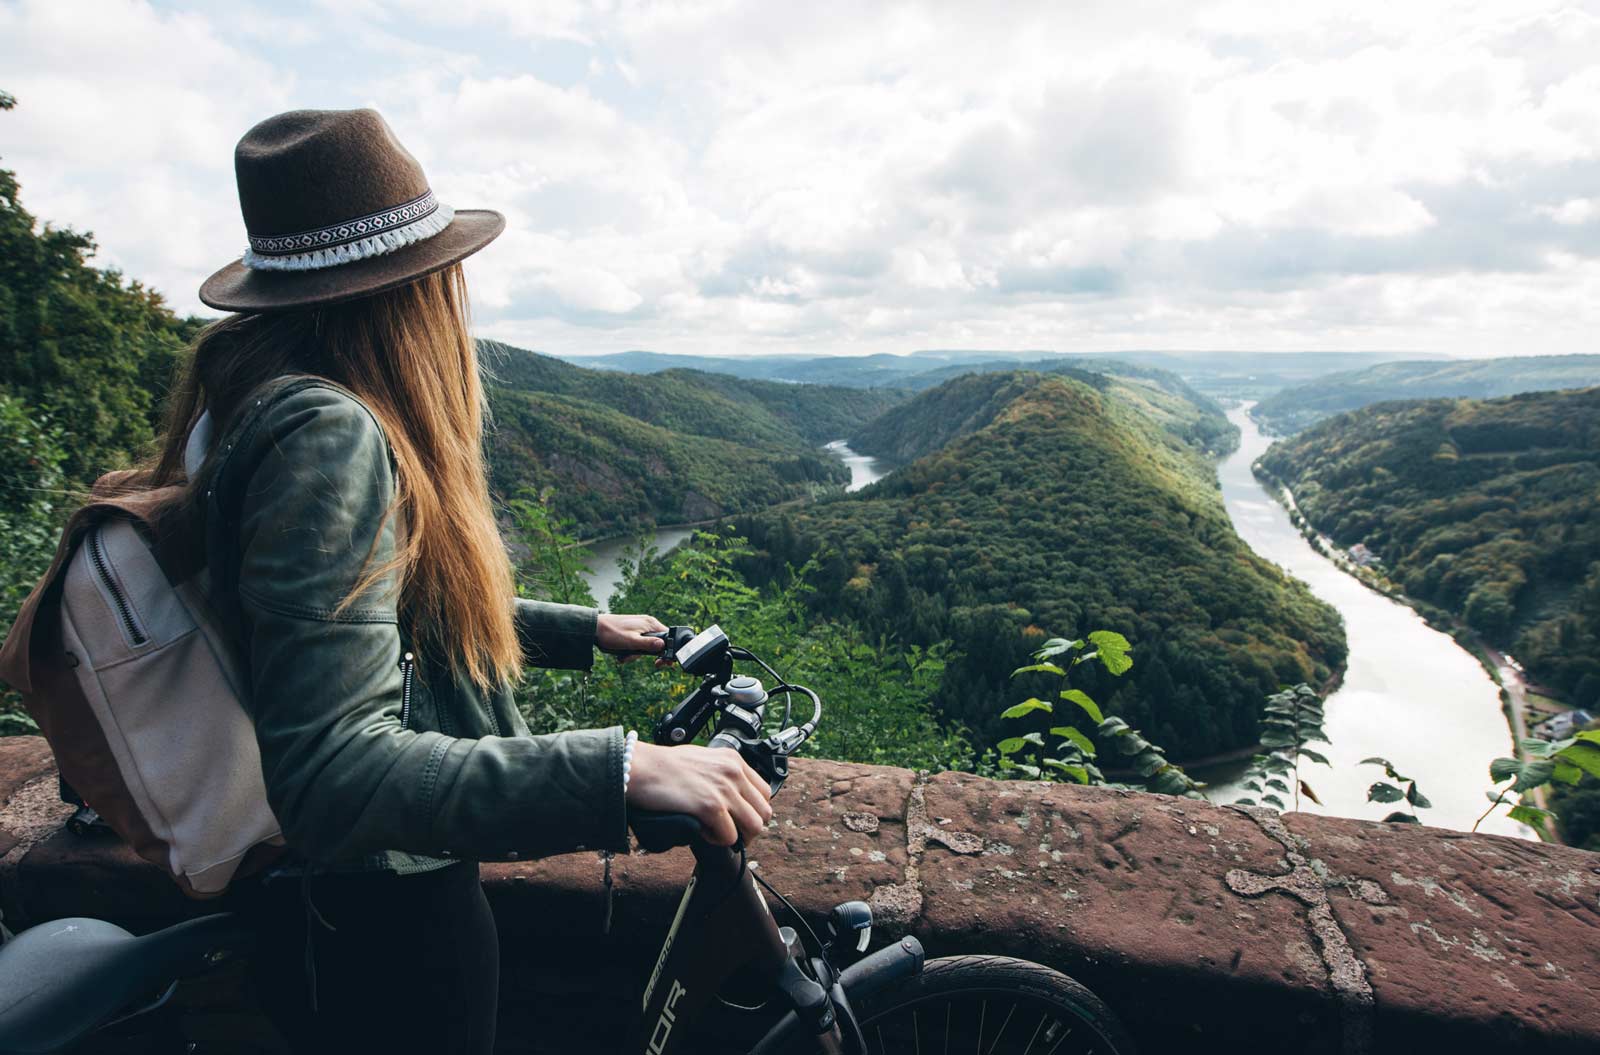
[{"xmin": 0, "ymin": 624, "xmax": 1135, "ymax": 1055}]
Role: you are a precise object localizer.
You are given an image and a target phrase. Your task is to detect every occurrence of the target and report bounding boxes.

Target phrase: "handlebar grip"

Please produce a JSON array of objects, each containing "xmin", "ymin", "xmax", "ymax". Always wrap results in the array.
[
  {"xmin": 598, "ymin": 630, "xmax": 672, "ymax": 657},
  {"xmin": 629, "ymin": 810, "xmax": 704, "ymax": 853}
]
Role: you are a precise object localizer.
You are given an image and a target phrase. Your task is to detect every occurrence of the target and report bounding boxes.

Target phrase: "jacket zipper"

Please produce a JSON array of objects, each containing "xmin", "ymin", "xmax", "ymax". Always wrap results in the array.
[
  {"xmin": 87, "ymin": 527, "xmax": 147, "ymax": 646},
  {"xmin": 399, "ymin": 651, "xmax": 415, "ymax": 729}
]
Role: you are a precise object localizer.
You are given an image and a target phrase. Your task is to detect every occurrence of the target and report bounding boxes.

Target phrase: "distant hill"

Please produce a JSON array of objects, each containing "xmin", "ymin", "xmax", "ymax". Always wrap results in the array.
[
  {"xmin": 738, "ymin": 370, "xmax": 1346, "ymax": 759},
  {"xmin": 1252, "ymin": 355, "xmax": 1600, "ymax": 434},
  {"xmin": 561, "ymin": 348, "xmax": 1436, "ymax": 401},
  {"xmin": 852, "ymin": 362, "xmax": 1234, "ymax": 464},
  {"xmin": 1258, "ymin": 389, "xmax": 1600, "ymax": 702},
  {"xmin": 479, "ymin": 342, "xmax": 904, "ymax": 537}
]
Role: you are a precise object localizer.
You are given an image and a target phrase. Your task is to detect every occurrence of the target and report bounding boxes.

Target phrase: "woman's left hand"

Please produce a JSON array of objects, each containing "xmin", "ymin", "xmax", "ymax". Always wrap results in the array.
[{"xmin": 596, "ymin": 613, "xmax": 673, "ymax": 667}]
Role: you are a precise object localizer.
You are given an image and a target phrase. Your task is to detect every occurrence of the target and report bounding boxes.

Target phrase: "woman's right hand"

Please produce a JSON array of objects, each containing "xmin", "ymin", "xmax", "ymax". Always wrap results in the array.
[{"xmin": 627, "ymin": 742, "xmax": 773, "ymax": 846}]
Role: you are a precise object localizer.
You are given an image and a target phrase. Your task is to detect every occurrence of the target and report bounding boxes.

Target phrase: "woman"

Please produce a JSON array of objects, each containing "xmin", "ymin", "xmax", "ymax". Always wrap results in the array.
[{"xmin": 156, "ymin": 108, "xmax": 772, "ymax": 1053}]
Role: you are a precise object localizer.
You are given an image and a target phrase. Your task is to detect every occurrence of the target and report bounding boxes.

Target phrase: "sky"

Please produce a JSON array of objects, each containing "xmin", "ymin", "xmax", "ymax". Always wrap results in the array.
[{"xmin": 2, "ymin": 0, "xmax": 1599, "ymax": 358}]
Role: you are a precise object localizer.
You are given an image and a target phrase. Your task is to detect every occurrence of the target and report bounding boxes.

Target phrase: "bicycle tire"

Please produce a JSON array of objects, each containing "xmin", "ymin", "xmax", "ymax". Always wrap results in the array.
[{"xmin": 842, "ymin": 954, "xmax": 1136, "ymax": 1055}]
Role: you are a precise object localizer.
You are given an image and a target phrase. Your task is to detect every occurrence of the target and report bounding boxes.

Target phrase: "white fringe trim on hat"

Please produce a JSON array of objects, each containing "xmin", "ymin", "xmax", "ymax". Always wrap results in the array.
[{"xmin": 241, "ymin": 203, "xmax": 456, "ymax": 272}]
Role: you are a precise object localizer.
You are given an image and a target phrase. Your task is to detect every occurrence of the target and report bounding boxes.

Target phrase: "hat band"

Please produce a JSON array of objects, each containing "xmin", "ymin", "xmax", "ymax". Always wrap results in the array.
[{"xmin": 241, "ymin": 190, "xmax": 454, "ymax": 272}]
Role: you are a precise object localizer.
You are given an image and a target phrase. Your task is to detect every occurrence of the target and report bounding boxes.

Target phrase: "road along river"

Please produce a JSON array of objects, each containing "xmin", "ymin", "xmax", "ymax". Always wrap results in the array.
[{"xmin": 1201, "ymin": 406, "xmax": 1526, "ymax": 837}]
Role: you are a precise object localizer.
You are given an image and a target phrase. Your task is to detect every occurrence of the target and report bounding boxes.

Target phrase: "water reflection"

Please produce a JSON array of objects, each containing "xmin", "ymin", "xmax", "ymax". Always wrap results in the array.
[
  {"xmin": 823, "ymin": 439, "xmax": 889, "ymax": 492},
  {"xmin": 580, "ymin": 527, "xmax": 694, "ymax": 612},
  {"xmin": 1201, "ymin": 407, "xmax": 1526, "ymax": 838}
]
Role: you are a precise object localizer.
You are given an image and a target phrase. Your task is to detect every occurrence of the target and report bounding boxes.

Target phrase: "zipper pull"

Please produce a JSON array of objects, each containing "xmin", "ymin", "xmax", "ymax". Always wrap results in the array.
[{"xmin": 399, "ymin": 651, "xmax": 415, "ymax": 729}]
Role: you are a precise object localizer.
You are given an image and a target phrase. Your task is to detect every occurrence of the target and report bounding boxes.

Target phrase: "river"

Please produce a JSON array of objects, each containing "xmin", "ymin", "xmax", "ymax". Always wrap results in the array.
[
  {"xmin": 579, "ymin": 441, "xmax": 889, "ymax": 610},
  {"xmin": 1203, "ymin": 406, "xmax": 1526, "ymax": 837}
]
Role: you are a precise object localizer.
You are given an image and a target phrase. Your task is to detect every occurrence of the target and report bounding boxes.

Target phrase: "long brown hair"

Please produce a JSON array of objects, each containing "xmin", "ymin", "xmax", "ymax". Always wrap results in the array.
[{"xmin": 141, "ymin": 264, "xmax": 521, "ymax": 693}]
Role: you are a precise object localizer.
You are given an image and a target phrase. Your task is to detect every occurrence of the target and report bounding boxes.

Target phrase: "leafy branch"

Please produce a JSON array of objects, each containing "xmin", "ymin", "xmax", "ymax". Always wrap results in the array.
[
  {"xmin": 1361, "ymin": 757, "xmax": 1431, "ymax": 823},
  {"xmin": 998, "ymin": 631, "xmax": 1204, "ymax": 798},
  {"xmin": 1474, "ymin": 731, "xmax": 1600, "ymax": 837},
  {"xmin": 1234, "ymin": 684, "xmax": 1329, "ymax": 812}
]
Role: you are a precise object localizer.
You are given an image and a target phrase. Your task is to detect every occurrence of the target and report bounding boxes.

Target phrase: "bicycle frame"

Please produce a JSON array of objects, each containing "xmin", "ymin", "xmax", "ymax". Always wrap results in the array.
[{"xmin": 637, "ymin": 838, "xmax": 791, "ymax": 1055}]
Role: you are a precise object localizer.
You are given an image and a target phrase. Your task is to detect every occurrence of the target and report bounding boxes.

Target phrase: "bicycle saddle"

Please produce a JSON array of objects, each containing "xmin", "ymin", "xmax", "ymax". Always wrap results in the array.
[{"xmin": 0, "ymin": 913, "xmax": 247, "ymax": 1054}]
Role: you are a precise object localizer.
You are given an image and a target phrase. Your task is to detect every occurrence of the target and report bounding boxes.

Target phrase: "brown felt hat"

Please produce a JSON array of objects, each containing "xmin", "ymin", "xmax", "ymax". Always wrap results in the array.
[{"xmin": 199, "ymin": 108, "xmax": 504, "ymax": 313}]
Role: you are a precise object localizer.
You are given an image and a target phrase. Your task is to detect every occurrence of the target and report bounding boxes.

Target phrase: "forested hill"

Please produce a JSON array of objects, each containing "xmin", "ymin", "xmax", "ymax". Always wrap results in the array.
[
  {"xmin": 1252, "ymin": 355, "xmax": 1600, "ymax": 434},
  {"xmin": 851, "ymin": 365, "xmax": 1235, "ymax": 465},
  {"xmin": 737, "ymin": 371, "xmax": 1347, "ymax": 759},
  {"xmin": 480, "ymin": 342, "xmax": 903, "ymax": 537},
  {"xmin": 1258, "ymin": 389, "xmax": 1600, "ymax": 703}
]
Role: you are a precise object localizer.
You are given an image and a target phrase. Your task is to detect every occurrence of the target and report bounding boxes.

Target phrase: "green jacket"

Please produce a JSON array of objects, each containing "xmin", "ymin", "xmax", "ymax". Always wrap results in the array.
[{"xmin": 201, "ymin": 374, "xmax": 627, "ymax": 875}]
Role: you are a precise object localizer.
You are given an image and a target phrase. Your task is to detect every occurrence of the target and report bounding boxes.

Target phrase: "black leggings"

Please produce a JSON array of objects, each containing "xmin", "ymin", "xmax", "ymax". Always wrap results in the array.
[{"xmin": 228, "ymin": 861, "xmax": 499, "ymax": 1054}]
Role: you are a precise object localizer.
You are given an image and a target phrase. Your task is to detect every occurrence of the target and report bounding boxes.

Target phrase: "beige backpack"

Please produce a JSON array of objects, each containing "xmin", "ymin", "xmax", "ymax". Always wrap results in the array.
[{"xmin": 0, "ymin": 391, "xmax": 291, "ymax": 897}]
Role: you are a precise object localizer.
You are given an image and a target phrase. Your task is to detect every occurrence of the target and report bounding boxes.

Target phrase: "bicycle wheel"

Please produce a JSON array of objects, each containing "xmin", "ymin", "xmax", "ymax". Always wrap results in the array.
[{"xmin": 847, "ymin": 955, "xmax": 1135, "ymax": 1055}]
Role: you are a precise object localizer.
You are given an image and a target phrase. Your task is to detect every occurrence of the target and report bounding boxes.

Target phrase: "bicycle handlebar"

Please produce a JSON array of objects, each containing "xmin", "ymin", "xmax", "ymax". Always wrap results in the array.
[
  {"xmin": 629, "ymin": 729, "xmax": 743, "ymax": 851},
  {"xmin": 627, "ymin": 625, "xmax": 819, "ymax": 851}
]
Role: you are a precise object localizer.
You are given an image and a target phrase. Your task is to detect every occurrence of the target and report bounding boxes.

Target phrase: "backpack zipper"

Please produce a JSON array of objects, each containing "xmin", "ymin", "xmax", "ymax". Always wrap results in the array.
[
  {"xmin": 399, "ymin": 651, "xmax": 415, "ymax": 729},
  {"xmin": 87, "ymin": 527, "xmax": 147, "ymax": 646}
]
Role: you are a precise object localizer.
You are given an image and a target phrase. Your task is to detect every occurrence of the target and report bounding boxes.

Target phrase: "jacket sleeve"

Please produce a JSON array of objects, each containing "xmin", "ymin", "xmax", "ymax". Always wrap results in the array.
[
  {"xmin": 232, "ymin": 384, "xmax": 627, "ymax": 864},
  {"xmin": 513, "ymin": 597, "xmax": 598, "ymax": 670}
]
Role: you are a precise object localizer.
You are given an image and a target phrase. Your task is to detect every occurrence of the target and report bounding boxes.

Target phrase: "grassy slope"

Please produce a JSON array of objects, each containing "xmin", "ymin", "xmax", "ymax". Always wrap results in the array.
[{"xmin": 1253, "ymin": 355, "xmax": 1600, "ymax": 434}]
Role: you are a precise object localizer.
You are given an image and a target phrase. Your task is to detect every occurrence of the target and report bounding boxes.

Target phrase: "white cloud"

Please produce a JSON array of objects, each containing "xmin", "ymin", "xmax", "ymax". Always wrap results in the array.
[
  {"xmin": 1540, "ymin": 198, "xmax": 1598, "ymax": 226},
  {"xmin": 2, "ymin": 0, "xmax": 1598, "ymax": 354}
]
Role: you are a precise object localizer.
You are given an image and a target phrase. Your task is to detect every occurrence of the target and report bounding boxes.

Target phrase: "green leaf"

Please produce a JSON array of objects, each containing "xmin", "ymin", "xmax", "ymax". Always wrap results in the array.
[
  {"xmin": 1298, "ymin": 747, "xmax": 1331, "ymax": 766},
  {"xmin": 1367, "ymin": 782, "xmax": 1405, "ymax": 804},
  {"xmin": 1359, "ymin": 757, "xmax": 1407, "ymax": 780},
  {"xmin": 1036, "ymin": 638, "xmax": 1083, "ymax": 659},
  {"xmin": 1382, "ymin": 812, "xmax": 1421, "ymax": 824},
  {"xmin": 1110, "ymin": 734, "xmax": 1150, "ymax": 757},
  {"xmin": 1042, "ymin": 759, "xmax": 1089, "ymax": 784},
  {"xmin": 1552, "ymin": 760, "xmax": 1584, "ymax": 786},
  {"xmin": 1012, "ymin": 763, "xmax": 1042, "ymax": 779},
  {"xmin": 1145, "ymin": 768, "xmax": 1184, "ymax": 794},
  {"xmin": 1264, "ymin": 777, "xmax": 1289, "ymax": 792},
  {"xmin": 1554, "ymin": 742, "xmax": 1600, "ymax": 780},
  {"xmin": 1508, "ymin": 804, "xmax": 1555, "ymax": 835},
  {"xmin": 1134, "ymin": 752, "xmax": 1168, "ymax": 778},
  {"xmin": 1262, "ymin": 793, "xmax": 1286, "ymax": 808},
  {"xmin": 1088, "ymin": 630, "xmax": 1133, "ymax": 676},
  {"xmin": 1097, "ymin": 716, "xmax": 1130, "ymax": 735},
  {"xmin": 1020, "ymin": 731, "xmax": 1046, "ymax": 747},
  {"xmin": 998, "ymin": 737, "xmax": 1027, "ymax": 756},
  {"xmin": 1051, "ymin": 726, "xmax": 1097, "ymax": 758},
  {"xmin": 1011, "ymin": 662, "xmax": 1066, "ymax": 679},
  {"xmin": 1234, "ymin": 796, "xmax": 1257, "ymax": 806},
  {"xmin": 1405, "ymin": 784, "xmax": 1432, "ymax": 809},
  {"xmin": 1000, "ymin": 697, "xmax": 1053, "ymax": 719},
  {"xmin": 1060, "ymin": 689, "xmax": 1103, "ymax": 725},
  {"xmin": 1490, "ymin": 757, "xmax": 1557, "ymax": 792},
  {"xmin": 1242, "ymin": 779, "xmax": 1263, "ymax": 793}
]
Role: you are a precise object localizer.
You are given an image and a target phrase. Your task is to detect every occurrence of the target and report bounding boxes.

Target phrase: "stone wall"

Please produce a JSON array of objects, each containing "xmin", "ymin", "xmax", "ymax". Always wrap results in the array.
[{"xmin": 2, "ymin": 736, "xmax": 1597, "ymax": 1053}]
